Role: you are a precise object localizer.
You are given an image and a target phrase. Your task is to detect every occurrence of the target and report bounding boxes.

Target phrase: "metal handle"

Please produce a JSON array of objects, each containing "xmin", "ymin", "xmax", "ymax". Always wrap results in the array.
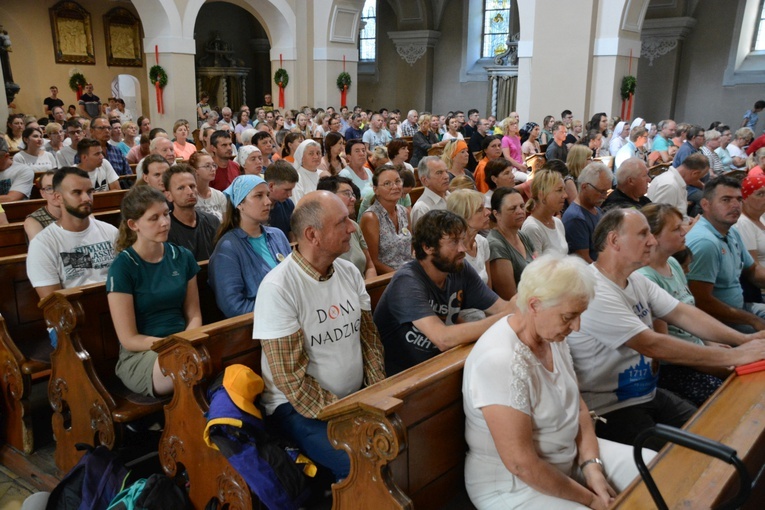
[{"xmin": 633, "ymin": 424, "xmax": 751, "ymax": 510}]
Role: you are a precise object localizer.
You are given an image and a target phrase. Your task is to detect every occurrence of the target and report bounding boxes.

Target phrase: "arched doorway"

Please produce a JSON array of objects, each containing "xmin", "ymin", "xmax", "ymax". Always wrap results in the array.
[
  {"xmin": 110, "ymin": 74, "xmax": 142, "ymax": 119},
  {"xmin": 194, "ymin": 2, "xmax": 270, "ymax": 110}
]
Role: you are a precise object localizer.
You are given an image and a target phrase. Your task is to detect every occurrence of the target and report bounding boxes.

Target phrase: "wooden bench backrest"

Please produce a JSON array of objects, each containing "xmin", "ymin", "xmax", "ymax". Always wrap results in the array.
[
  {"xmin": 3, "ymin": 189, "xmax": 127, "ymax": 223},
  {"xmin": 409, "ymin": 186, "xmax": 425, "ymax": 205},
  {"xmin": 319, "ymin": 344, "xmax": 472, "ymax": 509},
  {"xmin": 0, "ymin": 254, "xmax": 45, "ymax": 354},
  {"xmin": 0, "ymin": 209, "xmax": 123, "ymax": 257}
]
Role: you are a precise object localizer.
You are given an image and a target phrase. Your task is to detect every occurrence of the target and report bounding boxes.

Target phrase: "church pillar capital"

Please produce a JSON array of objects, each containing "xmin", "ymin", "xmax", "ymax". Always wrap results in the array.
[
  {"xmin": 640, "ymin": 17, "xmax": 697, "ymax": 66},
  {"xmin": 387, "ymin": 30, "xmax": 441, "ymax": 66}
]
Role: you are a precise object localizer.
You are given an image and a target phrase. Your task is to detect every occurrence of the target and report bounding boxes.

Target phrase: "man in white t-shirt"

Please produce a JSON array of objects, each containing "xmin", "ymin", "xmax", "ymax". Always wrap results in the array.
[
  {"xmin": 27, "ymin": 167, "xmax": 118, "ymax": 300},
  {"xmin": 76, "ymin": 138, "xmax": 120, "ymax": 192},
  {"xmin": 251, "ymin": 191, "xmax": 385, "ymax": 481},
  {"xmin": 567, "ymin": 208, "xmax": 765, "ymax": 451},
  {"xmin": 0, "ymin": 137, "xmax": 34, "ymax": 202},
  {"xmin": 646, "ymin": 153, "xmax": 708, "ymax": 221}
]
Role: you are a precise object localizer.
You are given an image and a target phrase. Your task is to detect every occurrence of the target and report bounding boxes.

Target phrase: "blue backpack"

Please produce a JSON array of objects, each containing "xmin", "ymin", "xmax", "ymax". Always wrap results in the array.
[
  {"xmin": 46, "ymin": 444, "xmax": 129, "ymax": 510},
  {"xmin": 106, "ymin": 473, "xmax": 190, "ymax": 510}
]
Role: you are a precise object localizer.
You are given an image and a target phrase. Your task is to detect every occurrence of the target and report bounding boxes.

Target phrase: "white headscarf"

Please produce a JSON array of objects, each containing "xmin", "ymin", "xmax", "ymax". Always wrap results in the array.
[
  {"xmin": 612, "ymin": 121, "xmax": 627, "ymax": 140},
  {"xmin": 630, "ymin": 117, "xmax": 644, "ymax": 130},
  {"xmin": 293, "ymin": 138, "xmax": 321, "ymax": 172},
  {"xmin": 236, "ymin": 145, "xmax": 261, "ymax": 168}
]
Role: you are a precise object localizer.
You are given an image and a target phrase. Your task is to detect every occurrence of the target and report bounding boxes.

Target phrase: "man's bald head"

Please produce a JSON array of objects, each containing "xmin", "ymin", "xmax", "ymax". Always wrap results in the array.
[{"xmin": 291, "ymin": 191, "xmax": 340, "ymax": 239}]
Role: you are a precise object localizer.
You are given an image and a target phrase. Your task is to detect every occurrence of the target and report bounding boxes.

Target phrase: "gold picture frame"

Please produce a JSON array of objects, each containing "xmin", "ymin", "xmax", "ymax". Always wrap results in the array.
[
  {"xmin": 49, "ymin": 1, "xmax": 95, "ymax": 65},
  {"xmin": 104, "ymin": 7, "xmax": 143, "ymax": 67}
]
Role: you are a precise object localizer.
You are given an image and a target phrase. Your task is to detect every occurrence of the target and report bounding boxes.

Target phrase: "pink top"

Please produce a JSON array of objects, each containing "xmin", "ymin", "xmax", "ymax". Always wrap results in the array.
[
  {"xmin": 173, "ymin": 141, "xmax": 198, "ymax": 160},
  {"xmin": 502, "ymin": 135, "xmax": 523, "ymax": 163}
]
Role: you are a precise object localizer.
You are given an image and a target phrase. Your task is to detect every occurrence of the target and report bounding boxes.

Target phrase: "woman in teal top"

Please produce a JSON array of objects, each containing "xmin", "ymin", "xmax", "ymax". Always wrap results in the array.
[
  {"xmin": 637, "ymin": 203, "xmax": 725, "ymax": 406},
  {"xmin": 107, "ymin": 186, "xmax": 201, "ymax": 397}
]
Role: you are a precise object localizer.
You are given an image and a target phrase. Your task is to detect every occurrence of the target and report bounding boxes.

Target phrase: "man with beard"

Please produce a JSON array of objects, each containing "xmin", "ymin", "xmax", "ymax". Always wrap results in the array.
[
  {"xmin": 163, "ymin": 164, "xmax": 220, "ymax": 261},
  {"xmin": 374, "ymin": 209, "xmax": 513, "ymax": 375},
  {"xmin": 209, "ymin": 131, "xmax": 241, "ymax": 191},
  {"xmin": 27, "ymin": 167, "xmax": 118, "ymax": 300}
]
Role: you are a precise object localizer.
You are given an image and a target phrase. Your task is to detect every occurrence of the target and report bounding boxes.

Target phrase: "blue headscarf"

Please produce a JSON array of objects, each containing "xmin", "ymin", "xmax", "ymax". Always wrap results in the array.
[{"xmin": 223, "ymin": 175, "xmax": 266, "ymax": 207}]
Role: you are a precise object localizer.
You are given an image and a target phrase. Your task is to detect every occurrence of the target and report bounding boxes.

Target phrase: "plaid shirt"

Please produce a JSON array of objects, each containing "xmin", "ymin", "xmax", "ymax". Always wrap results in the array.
[{"xmin": 261, "ymin": 249, "xmax": 386, "ymax": 419}]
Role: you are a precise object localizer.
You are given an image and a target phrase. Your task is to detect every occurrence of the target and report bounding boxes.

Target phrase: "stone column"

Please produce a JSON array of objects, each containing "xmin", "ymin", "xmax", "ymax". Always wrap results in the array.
[
  {"xmin": 143, "ymin": 32, "xmax": 196, "ymax": 131},
  {"xmin": 387, "ymin": 30, "xmax": 441, "ymax": 111}
]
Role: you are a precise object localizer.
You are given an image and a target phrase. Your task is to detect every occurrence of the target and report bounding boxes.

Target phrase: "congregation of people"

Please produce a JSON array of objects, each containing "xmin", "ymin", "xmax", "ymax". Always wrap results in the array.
[{"xmin": 8, "ymin": 85, "xmax": 765, "ymax": 508}]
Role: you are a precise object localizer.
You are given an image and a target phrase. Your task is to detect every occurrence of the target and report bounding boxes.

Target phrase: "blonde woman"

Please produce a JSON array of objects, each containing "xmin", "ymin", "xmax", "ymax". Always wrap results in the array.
[
  {"xmin": 521, "ymin": 169, "xmax": 569, "ymax": 256},
  {"xmin": 442, "ymin": 139, "xmax": 473, "ymax": 181},
  {"xmin": 501, "ymin": 116, "xmax": 528, "ymax": 180}
]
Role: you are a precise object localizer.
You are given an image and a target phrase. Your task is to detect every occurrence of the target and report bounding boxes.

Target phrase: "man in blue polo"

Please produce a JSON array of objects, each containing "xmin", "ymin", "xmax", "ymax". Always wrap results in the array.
[{"xmin": 686, "ymin": 175, "xmax": 765, "ymax": 332}]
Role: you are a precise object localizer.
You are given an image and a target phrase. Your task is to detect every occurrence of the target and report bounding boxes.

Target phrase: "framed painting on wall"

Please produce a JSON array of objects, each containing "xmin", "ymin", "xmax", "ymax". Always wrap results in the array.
[
  {"xmin": 49, "ymin": 1, "xmax": 95, "ymax": 65},
  {"xmin": 104, "ymin": 7, "xmax": 143, "ymax": 67}
]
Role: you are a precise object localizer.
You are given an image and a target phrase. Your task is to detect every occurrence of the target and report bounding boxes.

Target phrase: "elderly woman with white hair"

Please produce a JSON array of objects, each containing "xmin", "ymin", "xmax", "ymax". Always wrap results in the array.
[
  {"xmin": 236, "ymin": 145, "xmax": 264, "ymax": 176},
  {"xmin": 462, "ymin": 254, "xmax": 652, "ymax": 510},
  {"xmin": 290, "ymin": 138, "xmax": 323, "ymax": 204}
]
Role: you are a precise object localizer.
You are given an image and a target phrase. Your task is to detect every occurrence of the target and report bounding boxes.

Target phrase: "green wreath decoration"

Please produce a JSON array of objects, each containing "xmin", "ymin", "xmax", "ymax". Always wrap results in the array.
[
  {"xmin": 274, "ymin": 68, "xmax": 289, "ymax": 88},
  {"xmin": 150, "ymin": 65, "xmax": 168, "ymax": 89},
  {"xmin": 620, "ymin": 75, "xmax": 636, "ymax": 100},
  {"xmin": 69, "ymin": 73, "xmax": 87, "ymax": 92},
  {"xmin": 337, "ymin": 72, "xmax": 352, "ymax": 90}
]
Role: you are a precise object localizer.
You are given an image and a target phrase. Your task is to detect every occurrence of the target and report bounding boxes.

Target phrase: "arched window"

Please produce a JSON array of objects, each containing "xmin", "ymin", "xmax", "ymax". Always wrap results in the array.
[
  {"xmin": 360, "ymin": 0, "xmax": 376, "ymax": 61},
  {"xmin": 482, "ymin": 0, "xmax": 511, "ymax": 59},
  {"xmin": 754, "ymin": 0, "xmax": 765, "ymax": 50}
]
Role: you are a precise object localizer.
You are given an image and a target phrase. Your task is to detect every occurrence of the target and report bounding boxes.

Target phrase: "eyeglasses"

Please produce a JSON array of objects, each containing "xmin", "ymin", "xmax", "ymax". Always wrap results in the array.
[
  {"xmin": 67, "ymin": 130, "xmax": 83, "ymax": 136},
  {"xmin": 380, "ymin": 179, "xmax": 403, "ymax": 189},
  {"xmin": 337, "ymin": 190, "xmax": 355, "ymax": 199},
  {"xmin": 42, "ymin": 186, "xmax": 54, "ymax": 193},
  {"xmin": 586, "ymin": 182, "xmax": 610, "ymax": 196}
]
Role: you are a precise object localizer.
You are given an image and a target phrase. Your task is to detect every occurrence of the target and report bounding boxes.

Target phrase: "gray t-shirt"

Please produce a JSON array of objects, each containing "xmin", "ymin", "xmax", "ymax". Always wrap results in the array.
[
  {"xmin": 167, "ymin": 210, "xmax": 221, "ymax": 261},
  {"xmin": 374, "ymin": 260, "xmax": 498, "ymax": 375}
]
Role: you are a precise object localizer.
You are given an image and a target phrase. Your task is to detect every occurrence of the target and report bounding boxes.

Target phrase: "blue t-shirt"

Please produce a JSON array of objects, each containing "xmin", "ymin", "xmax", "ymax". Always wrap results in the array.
[
  {"xmin": 743, "ymin": 109, "xmax": 760, "ymax": 131},
  {"xmin": 269, "ymin": 200, "xmax": 294, "ymax": 239},
  {"xmin": 107, "ymin": 243, "xmax": 200, "ymax": 337},
  {"xmin": 672, "ymin": 141, "xmax": 698, "ymax": 168},
  {"xmin": 248, "ymin": 234, "xmax": 277, "ymax": 269},
  {"xmin": 686, "ymin": 217, "xmax": 754, "ymax": 310},
  {"xmin": 562, "ymin": 201, "xmax": 603, "ymax": 262},
  {"xmin": 373, "ymin": 260, "xmax": 499, "ymax": 375},
  {"xmin": 651, "ymin": 134, "xmax": 672, "ymax": 153}
]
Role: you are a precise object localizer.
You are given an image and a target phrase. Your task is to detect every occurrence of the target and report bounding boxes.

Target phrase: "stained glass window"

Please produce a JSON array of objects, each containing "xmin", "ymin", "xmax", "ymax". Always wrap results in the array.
[
  {"xmin": 482, "ymin": 0, "xmax": 511, "ymax": 58},
  {"xmin": 754, "ymin": 0, "xmax": 765, "ymax": 50},
  {"xmin": 360, "ymin": 0, "xmax": 376, "ymax": 61}
]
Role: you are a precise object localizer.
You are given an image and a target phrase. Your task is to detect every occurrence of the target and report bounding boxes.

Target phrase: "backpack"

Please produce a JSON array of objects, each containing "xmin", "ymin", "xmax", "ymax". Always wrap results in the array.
[
  {"xmin": 46, "ymin": 444, "xmax": 129, "ymax": 510},
  {"xmin": 204, "ymin": 368, "xmax": 313, "ymax": 510},
  {"xmin": 106, "ymin": 473, "xmax": 190, "ymax": 510}
]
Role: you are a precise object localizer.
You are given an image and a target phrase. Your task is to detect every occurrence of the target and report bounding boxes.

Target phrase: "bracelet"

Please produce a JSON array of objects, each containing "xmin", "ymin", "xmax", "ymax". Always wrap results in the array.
[{"xmin": 579, "ymin": 457, "xmax": 604, "ymax": 472}]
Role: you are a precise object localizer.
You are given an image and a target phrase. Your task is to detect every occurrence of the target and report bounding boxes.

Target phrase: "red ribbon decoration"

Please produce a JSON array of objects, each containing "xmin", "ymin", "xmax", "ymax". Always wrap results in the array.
[
  {"xmin": 76, "ymin": 84, "xmax": 83, "ymax": 101},
  {"xmin": 278, "ymin": 54, "xmax": 285, "ymax": 108},
  {"xmin": 155, "ymin": 45, "xmax": 164, "ymax": 115},
  {"xmin": 341, "ymin": 85, "xmax": 348, "ymax": 109}
]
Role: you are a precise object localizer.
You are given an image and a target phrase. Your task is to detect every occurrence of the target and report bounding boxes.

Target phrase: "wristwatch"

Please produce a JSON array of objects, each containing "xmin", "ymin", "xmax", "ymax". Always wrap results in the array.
[{"xmin": 579, "ymin": 457, "xmax": 604, "ymax": 471}]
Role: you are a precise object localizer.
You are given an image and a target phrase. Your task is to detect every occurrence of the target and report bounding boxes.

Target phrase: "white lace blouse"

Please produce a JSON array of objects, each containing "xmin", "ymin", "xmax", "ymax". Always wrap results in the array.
[{"xmin": 462, "ymin": 317, "xmax": 581, "ymax": 479}]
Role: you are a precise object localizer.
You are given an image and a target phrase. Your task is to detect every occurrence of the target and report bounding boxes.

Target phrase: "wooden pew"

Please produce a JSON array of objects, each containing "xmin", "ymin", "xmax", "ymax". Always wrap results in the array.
[
  {"xmin": 525, "ymin": 152, "xmax": 546, "ymax": 173},
  {"xmin": 319, "ymin": 344, "xmax": 473, "ymax": 510},
  {"xmin": 613, "ymin": 371, "xmax": 765, "ymax": 509},
  {"xmin": 153, "ymin": 271, "xmax": 394, "ymax": 509},
  {"xmin": 0, "ymin": 254, "xmax": 52, "ymax": 454},
  {"xmin": 3, "ymin": 189, "xmax": 127, "ymax": 223},
  {"xmin": 41, "ymin": 262, "xmax": 220, "ymax": 472},
  {"xmin": 409, "ymin": 186, "xmax": 424, "ymax": 206},
  {"xmin": 0, "ymin": 209, "xmax": 123, "ymax": 257},
  {"xmin": 153, "ymin": 314, "xmax": 258, "ymax": 510}
]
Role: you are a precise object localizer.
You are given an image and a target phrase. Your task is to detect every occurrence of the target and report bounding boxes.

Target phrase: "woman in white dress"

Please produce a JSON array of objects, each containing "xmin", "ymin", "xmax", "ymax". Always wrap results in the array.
[
  {"xmin": 290, "ymin": 139, "xmax": 323, "ymax": 204},
  {"xmin": 463, "ymin": 254, "xmax": 652, "ymax": 509}
]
